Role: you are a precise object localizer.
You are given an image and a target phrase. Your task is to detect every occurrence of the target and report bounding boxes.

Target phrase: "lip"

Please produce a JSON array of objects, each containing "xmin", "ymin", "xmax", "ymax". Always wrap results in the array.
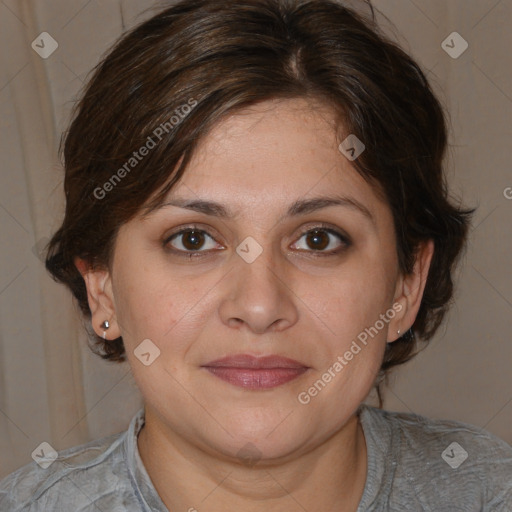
[
  {"xmin": 203, "ymin": 354, "xmax": 308, "ymax": 369},
  {"xmin": 201, "ymin": 354, "xmax": 310, "ymax": 390}
]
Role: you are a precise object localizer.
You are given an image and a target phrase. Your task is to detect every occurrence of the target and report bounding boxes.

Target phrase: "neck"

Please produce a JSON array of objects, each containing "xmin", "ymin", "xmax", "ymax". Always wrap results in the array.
[{"xmin": 137, "ymin": 406, "xmax": 368, "ymax": 512}]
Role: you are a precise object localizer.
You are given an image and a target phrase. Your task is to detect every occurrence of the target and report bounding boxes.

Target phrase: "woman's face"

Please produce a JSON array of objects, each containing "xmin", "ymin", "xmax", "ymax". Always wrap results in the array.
[{"xmin": 85, "ymin": 98, "xmax": 431, "ymax": 462}]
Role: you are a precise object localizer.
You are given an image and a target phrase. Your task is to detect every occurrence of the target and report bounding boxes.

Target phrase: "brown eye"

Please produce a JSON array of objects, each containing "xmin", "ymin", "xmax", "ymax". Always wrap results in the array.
[
  {"xmin": 167, "ymin": 229, "xmax": 219, "ymax": 252},
  {"xmin": 181, "ymin": 230, "xmax": 205, "ymax": 250},
  {"xmin": 292, "ymin": 227, "xmax": 350, "ymax": 254},
  {"xmin": 305, "ymin": 230, "xmax": 330, "ymax": 250}
]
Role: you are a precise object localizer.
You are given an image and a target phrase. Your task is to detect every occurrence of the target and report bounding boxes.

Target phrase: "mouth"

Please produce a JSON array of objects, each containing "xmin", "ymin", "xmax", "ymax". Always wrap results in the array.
[{"xmin": 201, "ymin": 354, "xmax": 310, "ymax": 390}]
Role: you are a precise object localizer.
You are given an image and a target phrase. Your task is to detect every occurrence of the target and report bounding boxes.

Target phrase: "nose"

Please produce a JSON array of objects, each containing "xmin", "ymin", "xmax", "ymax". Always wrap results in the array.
[{"xmin": 218, "ymin": 246, "xmax": 299, "ymax": 335}]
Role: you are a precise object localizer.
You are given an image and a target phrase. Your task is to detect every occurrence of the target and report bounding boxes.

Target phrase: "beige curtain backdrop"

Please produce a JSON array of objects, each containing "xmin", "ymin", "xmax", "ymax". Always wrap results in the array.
[{"xmin": 0, "ymin": 0, "xmax": 511, "ymax": 478}]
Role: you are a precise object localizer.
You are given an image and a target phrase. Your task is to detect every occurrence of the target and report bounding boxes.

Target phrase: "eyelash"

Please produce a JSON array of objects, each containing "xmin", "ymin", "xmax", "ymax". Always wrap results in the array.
[{"xmin": 163, "ymin": 223, "xmax": 351, "ymax": 259}]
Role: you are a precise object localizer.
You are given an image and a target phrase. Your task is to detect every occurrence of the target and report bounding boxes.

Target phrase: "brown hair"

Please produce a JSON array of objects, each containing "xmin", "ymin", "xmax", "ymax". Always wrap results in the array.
[{"xmin": 46, "ymin": 0, "xmax": 474, "ymax": 393}]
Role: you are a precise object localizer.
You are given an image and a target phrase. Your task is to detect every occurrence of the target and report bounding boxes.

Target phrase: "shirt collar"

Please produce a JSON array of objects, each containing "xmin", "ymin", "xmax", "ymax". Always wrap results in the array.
[{"xmin": 123, "ymin": 407, "xmax": 169, "ymax": 512}]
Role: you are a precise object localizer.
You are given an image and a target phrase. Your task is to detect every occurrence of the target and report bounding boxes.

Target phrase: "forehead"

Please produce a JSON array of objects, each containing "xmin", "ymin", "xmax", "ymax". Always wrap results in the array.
[
  {"xmin": 134, "ymin": 96, "xmax": 394, "ymax": 239},
  {"xmin": 165, "ymin": 98, "xmax": 388, "ymax": 220}
]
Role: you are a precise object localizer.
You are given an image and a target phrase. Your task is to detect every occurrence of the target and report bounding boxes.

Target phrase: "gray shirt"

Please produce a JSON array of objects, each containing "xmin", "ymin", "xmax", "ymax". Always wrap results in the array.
[{"xmin": 1, "ymin": 405, "xmax": 511, "ymax": 511}]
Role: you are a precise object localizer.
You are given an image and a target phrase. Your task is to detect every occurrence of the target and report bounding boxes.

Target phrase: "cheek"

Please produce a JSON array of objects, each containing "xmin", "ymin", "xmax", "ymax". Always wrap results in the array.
[
  {"xmin": 112, "ymin": 260, "xmax": 217, "ymax": 355},
  {"xmin": 112, "ymin": 261, "xmax": 175, "ymax": 344},
  {"xmin": 302, "ymin": 260, "xmax": 394, "ymax": 340},
  {"xmin": 300, "ymin": 270, "xmax": 391, "ymax": 400}
]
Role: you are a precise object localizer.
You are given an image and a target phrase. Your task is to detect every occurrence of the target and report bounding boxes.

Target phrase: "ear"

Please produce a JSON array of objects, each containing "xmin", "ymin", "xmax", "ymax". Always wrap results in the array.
[
  {"xmin": 75, "ymin": 257, "xmax": 121, "ymax": 340},
  {"xmin": 387, "ymin": 240, "xmax": 434, "ymax": 343}
]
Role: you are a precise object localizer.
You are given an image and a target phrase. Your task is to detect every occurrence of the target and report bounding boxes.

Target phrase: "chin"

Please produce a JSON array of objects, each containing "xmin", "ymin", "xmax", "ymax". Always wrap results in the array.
[{"xmin": 204, "ymin": 412, "xmax": 312, "ymax": 464}]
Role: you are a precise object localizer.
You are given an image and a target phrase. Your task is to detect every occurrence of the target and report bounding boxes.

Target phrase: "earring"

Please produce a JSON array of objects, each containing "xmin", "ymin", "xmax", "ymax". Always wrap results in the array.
[
  {"xmin": 397, "ymin": 329, "xmax": 401, "ymax": 336},
  {"xmin": 100, "ymin": 320, "xmax": 110, "ymax": 340}
]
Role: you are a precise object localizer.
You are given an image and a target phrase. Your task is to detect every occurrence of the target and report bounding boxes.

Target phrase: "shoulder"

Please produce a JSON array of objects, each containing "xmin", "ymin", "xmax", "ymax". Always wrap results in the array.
[
  {"xmin": 0, "ymin": 430, "xmax": 127, "ymax": 511},
  {"xmin": 360, "ymin": 406, "xmax": 512, "ymax": 510},
  {"xmin": 373, "ymin": 406, "xmax": 512, "ymax": 450}
]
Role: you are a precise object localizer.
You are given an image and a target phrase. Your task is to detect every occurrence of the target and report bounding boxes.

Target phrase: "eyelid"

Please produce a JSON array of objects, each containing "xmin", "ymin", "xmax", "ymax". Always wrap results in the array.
[
  {"xmin": 163, "ymin": 224, "xmax": 226, "ymax": 254},
  {"xmin": 290, "ymin": 223, "xmax": 352, "ymax": 252},
  {"xmin": 295, "ymin": 222, "xmax": 351, "ymax": 241},
  {"xmin": 164, "ymin": 223, "xmax": 222, "ymax": 242}
]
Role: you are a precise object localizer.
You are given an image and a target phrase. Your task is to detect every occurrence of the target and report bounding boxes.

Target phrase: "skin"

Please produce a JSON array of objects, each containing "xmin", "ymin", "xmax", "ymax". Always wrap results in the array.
[{"xmin": 78, "ymin": 98, "xmax": 433, "ymax": 511}]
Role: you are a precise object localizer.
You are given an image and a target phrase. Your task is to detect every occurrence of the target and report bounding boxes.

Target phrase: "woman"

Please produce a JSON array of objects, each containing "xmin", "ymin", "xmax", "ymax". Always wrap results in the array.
[{"xmin": 1, "ymin": 0, "xmax": 511, "ymax": 510}]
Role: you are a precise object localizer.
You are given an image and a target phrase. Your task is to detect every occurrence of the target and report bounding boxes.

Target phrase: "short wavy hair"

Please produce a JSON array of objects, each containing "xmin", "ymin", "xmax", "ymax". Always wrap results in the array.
[{"xmin": 46, "ymin": 0, "xmax": 474, "ymax": 396}]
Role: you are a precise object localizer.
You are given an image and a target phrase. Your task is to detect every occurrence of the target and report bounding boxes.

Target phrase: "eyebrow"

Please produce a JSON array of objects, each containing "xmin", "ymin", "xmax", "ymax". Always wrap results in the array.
[{"xmin": 153, "ymin": 195, "xmax": 375, "ymax": 224}]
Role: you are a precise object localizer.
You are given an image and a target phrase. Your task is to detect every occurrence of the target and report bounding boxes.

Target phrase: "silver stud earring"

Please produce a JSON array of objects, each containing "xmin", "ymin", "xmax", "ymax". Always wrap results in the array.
[
  {"xmin": 397, "ymin": 329, "xmax": 401, "ymax": 336},
  {"xmin": 100, "ymin": 320, "xmax": 110, "ymax": 340}
]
